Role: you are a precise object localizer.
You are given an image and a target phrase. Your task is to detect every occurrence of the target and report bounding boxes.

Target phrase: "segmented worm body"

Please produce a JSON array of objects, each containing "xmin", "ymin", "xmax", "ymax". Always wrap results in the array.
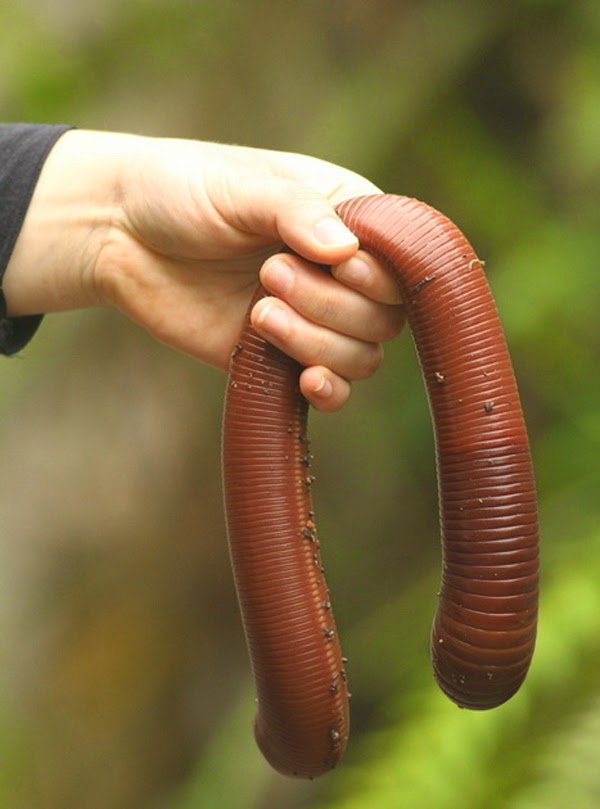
[{"xmin": 222, "ymin": 194, "xmax": 538, "ymax": 778}]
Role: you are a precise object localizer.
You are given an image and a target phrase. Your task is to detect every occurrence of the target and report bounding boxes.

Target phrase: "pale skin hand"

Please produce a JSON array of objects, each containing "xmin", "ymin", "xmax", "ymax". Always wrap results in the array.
[{"xmin": 3, "ymin": 130, "xmax": 404, "ymax": 411}]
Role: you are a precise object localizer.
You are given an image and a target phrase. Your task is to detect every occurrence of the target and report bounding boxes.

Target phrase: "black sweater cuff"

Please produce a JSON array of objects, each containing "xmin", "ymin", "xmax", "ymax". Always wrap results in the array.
[{"xmin": 0, "ymin": 123, "xmax": 74, "ymax": 355}]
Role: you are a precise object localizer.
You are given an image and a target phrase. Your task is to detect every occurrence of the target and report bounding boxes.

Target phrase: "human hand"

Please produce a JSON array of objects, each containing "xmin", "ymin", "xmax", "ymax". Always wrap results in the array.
[{"xmin": 4, "ymin": 131, "xmax": 404, "ymax": 411}]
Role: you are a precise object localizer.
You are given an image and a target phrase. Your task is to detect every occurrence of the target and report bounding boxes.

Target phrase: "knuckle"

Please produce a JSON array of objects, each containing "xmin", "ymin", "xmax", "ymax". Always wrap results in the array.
[
  {"xmin": 312, "ymin": 331, "xmax": 334, "ymax": 366},
  {"xmin": 355, "ymin": 343, "xmax": 384, "ymax": 379},
  {"xmin": 310, "ymin": 290, "xmax": 336, "ymax": 325},
  {"xmin": 378, "ymin": 308, "xmax": 406, "ymax": 342}
]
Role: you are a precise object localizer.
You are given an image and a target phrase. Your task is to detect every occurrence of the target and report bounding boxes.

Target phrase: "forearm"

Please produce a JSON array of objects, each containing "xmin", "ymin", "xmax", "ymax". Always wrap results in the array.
[{"xmin": 3, "ymin": 130, "xmax": 133, "ymax": 317}]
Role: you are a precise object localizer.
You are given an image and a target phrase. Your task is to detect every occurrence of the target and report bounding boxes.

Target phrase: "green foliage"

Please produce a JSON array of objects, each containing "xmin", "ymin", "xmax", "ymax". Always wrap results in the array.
[
  {"xmin": 0, "ymin": 700, "xmax": 29, "ymax": 805},
  {"xmin": 315, "ymin": 537, "xmax": 600, "ymax": 809},
  {"xmin": 172, "ymin": 684, "xmax": 274, "ymax": 809},
  {"xmin": 1, "ymin": 1, "xmax": 599, "ymax": 808}
]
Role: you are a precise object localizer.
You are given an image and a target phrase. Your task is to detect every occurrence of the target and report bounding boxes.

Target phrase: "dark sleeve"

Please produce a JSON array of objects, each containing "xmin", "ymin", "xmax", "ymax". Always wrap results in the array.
[{"xmin": 0, "ymin": 123, "xmax": 74, "ymax": 356}]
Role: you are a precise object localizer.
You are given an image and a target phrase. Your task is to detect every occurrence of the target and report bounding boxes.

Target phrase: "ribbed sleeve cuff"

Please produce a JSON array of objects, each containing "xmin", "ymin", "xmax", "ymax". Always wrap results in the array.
[{"xmin": 0, "ymin": 123, "xmax": 74, "ymax": 355}]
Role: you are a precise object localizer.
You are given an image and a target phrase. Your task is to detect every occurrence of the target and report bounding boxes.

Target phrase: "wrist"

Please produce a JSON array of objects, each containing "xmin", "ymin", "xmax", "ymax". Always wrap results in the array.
[{"xmin": 2, "ymin": 130, "xmax": 132, "ymax": 316}]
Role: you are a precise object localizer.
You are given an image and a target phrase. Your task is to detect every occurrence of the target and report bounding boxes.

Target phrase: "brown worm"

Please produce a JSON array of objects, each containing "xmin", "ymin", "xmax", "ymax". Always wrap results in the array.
[{"xmin": 222, "ymin": 193, "xmax": 538, "ymax": 778}]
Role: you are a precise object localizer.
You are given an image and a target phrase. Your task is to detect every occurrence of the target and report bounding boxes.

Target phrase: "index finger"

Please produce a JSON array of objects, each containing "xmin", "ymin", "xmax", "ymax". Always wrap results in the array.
[{"xmin": 332, "ymin": 250, "xmax": 404, "ymax": 305}]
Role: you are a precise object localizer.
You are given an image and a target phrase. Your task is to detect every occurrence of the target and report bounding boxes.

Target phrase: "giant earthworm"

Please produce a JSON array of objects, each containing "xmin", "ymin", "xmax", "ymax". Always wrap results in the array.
[{"xmin": 222, "ymin": 194, "xmax": 538, "ymax": 778}]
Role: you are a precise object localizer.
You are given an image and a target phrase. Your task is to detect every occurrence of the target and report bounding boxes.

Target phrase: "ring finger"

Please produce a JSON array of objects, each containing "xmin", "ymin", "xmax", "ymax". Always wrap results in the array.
[{"xmin": 251, "ymin": 296, "xmax": 384, "ymax": 382}]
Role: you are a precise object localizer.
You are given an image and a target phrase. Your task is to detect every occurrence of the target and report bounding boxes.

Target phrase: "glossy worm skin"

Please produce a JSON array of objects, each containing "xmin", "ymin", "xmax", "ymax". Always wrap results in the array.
[{"xmin": 222, "ymin": 194, "xmax": 538, "ymax": 778}]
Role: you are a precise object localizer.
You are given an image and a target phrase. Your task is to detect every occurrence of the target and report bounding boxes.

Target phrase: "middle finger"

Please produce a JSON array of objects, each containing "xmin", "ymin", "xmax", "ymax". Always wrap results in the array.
[{"xmin": 259, "ymin": 254, "xmax": 404, "ymax": 344}]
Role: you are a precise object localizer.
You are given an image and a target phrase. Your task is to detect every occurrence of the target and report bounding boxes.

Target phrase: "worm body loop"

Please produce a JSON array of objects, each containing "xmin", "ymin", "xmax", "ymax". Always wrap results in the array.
[
  {"xmin": 222, "ymin": 194, "xmax": 539, "ymax": 778},
  {"xmin": 223, "ymin": 320, "xmax": 349, "ymax": 779}
]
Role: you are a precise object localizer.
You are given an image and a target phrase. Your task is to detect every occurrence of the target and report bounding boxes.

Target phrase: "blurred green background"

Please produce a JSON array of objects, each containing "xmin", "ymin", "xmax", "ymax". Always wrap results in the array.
[{"xmin": 1, "ymin": 1, "xmax": 599, "ymax": 807}]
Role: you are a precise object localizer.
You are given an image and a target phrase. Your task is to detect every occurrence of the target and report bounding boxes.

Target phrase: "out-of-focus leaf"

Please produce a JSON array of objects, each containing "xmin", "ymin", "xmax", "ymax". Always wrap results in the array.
[{"xmin": 315, "ymin": 532, "xmax": 600, "ymax": 809}]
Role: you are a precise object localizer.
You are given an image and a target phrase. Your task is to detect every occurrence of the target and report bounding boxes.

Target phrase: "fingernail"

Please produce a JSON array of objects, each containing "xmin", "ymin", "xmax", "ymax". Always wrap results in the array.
[
  {"xmin": 255, "ymin": 301, "xmax": 290, "ymax": 339},
  {"xmin": 314, "ymin": 217, "xmax": 358, "ymax": 248},
  {"xmin": 313, "ymin": 375, "xmax": 333, "ymax": 398},
  {"xmin": 262, "ymin": 259, "xmax": 294, "ymax": 295},
  {"xmin": 336, "ymin": 255, "xmax": 370, "ymax": 286}
]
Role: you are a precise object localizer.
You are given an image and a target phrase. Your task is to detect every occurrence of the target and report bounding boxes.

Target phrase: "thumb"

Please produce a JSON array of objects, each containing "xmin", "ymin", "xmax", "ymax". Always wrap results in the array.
[
  {"xmin": 223, "ymin": 171, "xmax": 362, "ymax": 264},
  {"xmin": 277, "ymin": 186, "xmax": 360, "ymax": 263}
]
